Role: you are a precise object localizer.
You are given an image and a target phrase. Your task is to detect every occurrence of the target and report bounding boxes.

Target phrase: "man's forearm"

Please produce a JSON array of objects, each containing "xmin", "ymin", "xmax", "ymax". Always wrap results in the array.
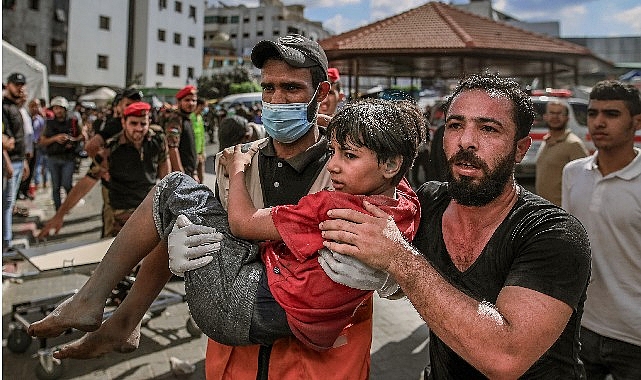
[
  {"xmin": 168, "ymin": 148, "xmax": 184, "ymax": 173},
  {"xmin": 53, "ymin": 176, "xmax": 99, "ymax": 217},
  {"xmin": 387, "ymin": 244, "xmax": 556, "ymax": 379}
]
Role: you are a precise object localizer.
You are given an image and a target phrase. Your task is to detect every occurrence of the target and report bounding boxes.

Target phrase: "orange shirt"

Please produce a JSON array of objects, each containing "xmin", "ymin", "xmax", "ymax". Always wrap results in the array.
[{"xmin": 205, "ymin": 296, "xmax": 373, "ymax": 380}]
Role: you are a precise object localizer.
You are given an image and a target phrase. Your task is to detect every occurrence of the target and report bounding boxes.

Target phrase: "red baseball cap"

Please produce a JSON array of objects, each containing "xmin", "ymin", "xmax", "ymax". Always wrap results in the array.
[
  {"xmin": 124, "ymin": 101, "xmax": 151, "ymax": 117},
  {"xmin": 176, "ymin": 85, "xmax": 197, "ymax": 100}
]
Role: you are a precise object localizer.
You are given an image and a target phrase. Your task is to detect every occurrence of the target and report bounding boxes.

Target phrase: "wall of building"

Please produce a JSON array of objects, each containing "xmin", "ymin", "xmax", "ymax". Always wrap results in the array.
[
  {"xmin": 59, "ymin": 0, "xmax": 129, "ymax": 89},
  {"xmin": 204, "ymin": 0, "xmax": 330, "ymax": 59},
  {"xmin": 2, "ymin": 0, "xmax": 54, "ymax": 70},
  {"xmin": 565, "ymin": 36, "xmax": 641, "ymax": 67},
  {"xmin": 134, "ymin": 0, "xmax": 204, "ymax": 90}
]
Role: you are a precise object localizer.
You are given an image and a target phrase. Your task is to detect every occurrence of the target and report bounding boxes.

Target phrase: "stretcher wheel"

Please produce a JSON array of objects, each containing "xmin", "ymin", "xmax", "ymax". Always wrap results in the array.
[
  {"xmin": 186, "ymin": 317, "xmax": 202, "ymax": 337},
  {"xmin": 35, "ymin": 357, "xmax": 63, "ymax": 380},
  {"xmin": 7, "ymin": 328, "xmax": 32, "ymax": 353}
]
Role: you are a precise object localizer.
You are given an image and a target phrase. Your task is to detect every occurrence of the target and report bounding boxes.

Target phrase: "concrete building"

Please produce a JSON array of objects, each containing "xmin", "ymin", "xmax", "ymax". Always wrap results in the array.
[
  {"xmin": 3, "ymin": 0, "xmax": 204, "ymax": 100},
  {"xmin": 2, "ymin": 0, "xmax": 58, "ymax": 80},
  {"xmin": 202, "ymin": 0, "xmax": 330, "ymax": 77},
  {"xmin": 62, "ymin": 1, "xmax": 129, "ymax": 96},
  {"xmin": 132, "ymin": 0, "xmax": 204, "ymax": 91}
]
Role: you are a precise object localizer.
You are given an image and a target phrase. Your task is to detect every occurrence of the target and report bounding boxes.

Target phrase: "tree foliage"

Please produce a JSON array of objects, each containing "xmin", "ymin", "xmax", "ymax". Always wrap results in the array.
[{"xmin": 197, "ymin": 66, "xmax": 260, "ymax": 100}]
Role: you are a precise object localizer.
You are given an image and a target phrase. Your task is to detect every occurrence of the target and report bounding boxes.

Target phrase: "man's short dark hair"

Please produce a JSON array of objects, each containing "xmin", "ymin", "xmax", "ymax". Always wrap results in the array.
[
  {"xmin": 590, "ymin": 80, "xmax": 641, "ymax": 116},
  {"xmin": 443, "ymin": 73, "xmax": 535, "ymax": 141},
  {"xmin": 122, "ymin": 87, "xmax": 143, "ymax": 101},
  {"xmin": 218, "ymin": 115, "xmax": 250, "ymax": 152}
]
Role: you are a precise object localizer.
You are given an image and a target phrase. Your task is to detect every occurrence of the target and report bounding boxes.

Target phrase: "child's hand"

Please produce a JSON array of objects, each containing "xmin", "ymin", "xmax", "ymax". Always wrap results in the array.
[{"xmin": 220, "ymin": 143, "xmax": 258, "ymax": 176}]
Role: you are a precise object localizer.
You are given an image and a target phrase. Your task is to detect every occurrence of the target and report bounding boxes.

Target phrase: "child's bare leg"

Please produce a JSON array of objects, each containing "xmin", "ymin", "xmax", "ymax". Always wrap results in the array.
[
  {"xmin": 53, "ymin": 241, "xmax": 172, "ymax": 359},
  {"xmin": 28, "ymin": 189, "xmax": 161, "ymax": 338}
]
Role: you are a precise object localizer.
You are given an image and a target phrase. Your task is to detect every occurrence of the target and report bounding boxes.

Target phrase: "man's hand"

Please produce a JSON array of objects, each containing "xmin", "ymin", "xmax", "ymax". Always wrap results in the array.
[
  {"xmin": 4, "ymin": 161, "xmax": 13, "ymax": 178},
  {"xmin": 54, "ymin": 133, "xmax": 70, "ymax": 144},
  {"xmin": 320, "ymin": 200, "xmax": 409, "ymax": 272},
  {"xmin": 37, "ymin": 215, "xmax": 64, "ymax": 239},
  {"xmin": 219, "ymin": 143, "xmax": 258, "ymax": 176},
  {"xmin": 168, "ymin": 215, "xmax": 223, "ymax": 276},
  {"xmin": 318, "ymin": 248, "xmax": 399, "ymax": 297},
  {"xmin": 22, "ymin": 159, "xmax": 29, "ymax": 178}
]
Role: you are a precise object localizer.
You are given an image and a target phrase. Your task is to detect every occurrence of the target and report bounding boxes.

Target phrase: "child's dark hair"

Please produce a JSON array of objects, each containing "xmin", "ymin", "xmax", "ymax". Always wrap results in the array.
[{"xmin": 327, "ymin": 98, "xmax": 426, "ymax": 186}]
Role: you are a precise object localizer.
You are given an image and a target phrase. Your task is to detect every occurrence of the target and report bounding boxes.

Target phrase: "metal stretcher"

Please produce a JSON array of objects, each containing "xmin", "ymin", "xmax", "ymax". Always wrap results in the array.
[{"xmin": 3, "ymin": 238, "xmax": 201, "ymax": 380}]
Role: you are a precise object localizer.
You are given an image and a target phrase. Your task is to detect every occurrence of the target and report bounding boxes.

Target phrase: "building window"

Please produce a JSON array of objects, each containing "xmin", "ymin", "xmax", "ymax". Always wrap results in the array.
[
  {"xmin": 174, "ymin": 33, "xmax": 181, "ymax": 45},
  {"xmin": 230, "ymin": 15, "xmax": 239, "ymax": 23},
  {"xmin": 25, "ymin": 44, "xmax": 37, "ymax": 57},
  {"xmin": 187, "ymin": 67, "xmax": 194, "ymax": 79},
  {"xmin": 172, "ymin": 65, "xmax": 180, "ymax": 77},
  {"xmin": 257, "ymin": 31, "xmax": 263, "ymax": 37},
  {"xmin": 243, "ymin": 33, "xmax": 249, "ymax": 38},
  {"xmin": 97, "ymin": 55, "xmax": 108, "ymax": 69},
  {"xmin": 257, "ymin": 15, "xmax": 263, "ymax": 21},
  {"xmin": 243, "ymin": 17, "xmax": 249, "ymax": 23},
  {"xmin": 99, "ymin": 15, "xmax": 110, "ymax": 30},
  {"xmin": 189, "ymin": 5, "xmax": 196, "ymax": 20},
  {"xmin": 51, "ymin": 38, "xmax": 66, "ymax": 75},
  {"xmin": 273, "ymin": 30, "xmax": 280, "ymax": 36},
  {"xmin": 158, "ymin": 29, "xmax": 166, "ymax": 41},
  {"xmin": 3, "ymin": 0, "xmax": 16, "ymax": 10},
  {"xmin": 156, "ymin": 63, "xmax": 165, "ymax": 75},
  {"xmin": 159, "ymin": 0, "xmax": 167, "ymax": 9},
  {"xmin": 29, "ymin": 0, "xmax": 39, "ymax": 10},
  {"xmin": 287, "ymin": 26, "xmax": 299, "ymax": 34},
  {"xmin": 174, "ymin": 1, "xmax": 182, "ymax": 13},
  {"xmin": 54, "ymin": 8, "xmax": 66, "ymax": 22},
  {"xmin": 188, "ymin": 36, "xmax": 195, "ymax": 47},
  {"xmin": 230, "ymin": 33, "xmax": 237, "ymax": 39}
]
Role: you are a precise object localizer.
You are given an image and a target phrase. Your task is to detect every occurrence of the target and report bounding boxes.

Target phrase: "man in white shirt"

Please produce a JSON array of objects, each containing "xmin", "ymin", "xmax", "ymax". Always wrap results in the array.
[{"xmin": 562, "ymin": 80, "xmax": 641, "ymax": 379}]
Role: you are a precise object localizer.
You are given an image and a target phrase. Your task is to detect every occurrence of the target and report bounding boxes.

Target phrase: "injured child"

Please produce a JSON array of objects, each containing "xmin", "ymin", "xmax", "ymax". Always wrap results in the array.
[{"xmin": 27, "ymin": 98, "xmax": 426, "ymax": 358}]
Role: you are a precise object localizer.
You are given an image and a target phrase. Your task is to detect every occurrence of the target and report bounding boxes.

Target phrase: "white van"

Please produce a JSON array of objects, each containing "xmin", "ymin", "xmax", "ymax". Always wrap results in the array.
[{"xmin": 217, "ymin": 92, "xmax": 262, "ymax": 112}]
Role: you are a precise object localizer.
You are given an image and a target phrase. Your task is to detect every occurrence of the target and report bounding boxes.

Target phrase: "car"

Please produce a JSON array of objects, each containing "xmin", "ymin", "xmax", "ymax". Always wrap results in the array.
[
  {"xmin": 514, "ymin": 93, "xmax": 591, "ymax": 179},
  {"xmin": 217, "ymin": 92, "xmax": 262, "ymax": 112}
]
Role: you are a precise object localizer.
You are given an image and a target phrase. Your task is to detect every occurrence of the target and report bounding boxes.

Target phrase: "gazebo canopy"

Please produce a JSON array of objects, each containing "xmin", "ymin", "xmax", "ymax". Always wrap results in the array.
[{"xmin": 319, "ymin": 1, "xmax": 613, "ymax": 92}]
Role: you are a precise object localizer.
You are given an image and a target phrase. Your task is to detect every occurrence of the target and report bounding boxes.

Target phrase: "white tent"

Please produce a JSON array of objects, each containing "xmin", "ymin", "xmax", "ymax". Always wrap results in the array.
[
  {"xmin": 2, "ymin": 40, "xmax": 49, "ymax": 104},
  {"xmin": 78, "ymin": 86, "xmax": 116, "ymax": 107}
]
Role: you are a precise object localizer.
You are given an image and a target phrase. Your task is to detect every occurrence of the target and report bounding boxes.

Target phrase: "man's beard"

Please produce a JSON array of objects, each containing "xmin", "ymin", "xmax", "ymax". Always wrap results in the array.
[{"xmin": 446, "ymin": 148, "xmax": 515, "ymax": 207}]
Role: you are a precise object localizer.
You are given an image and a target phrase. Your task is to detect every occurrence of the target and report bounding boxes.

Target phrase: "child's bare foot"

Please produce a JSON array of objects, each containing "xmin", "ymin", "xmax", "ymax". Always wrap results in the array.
[
  {"xmin": 27, "ymin": 296, "xmax": 104, "ymax": 338},
  {"xmin": 53, "ymin": 323, "xmax": 141, "ymax": 360}
]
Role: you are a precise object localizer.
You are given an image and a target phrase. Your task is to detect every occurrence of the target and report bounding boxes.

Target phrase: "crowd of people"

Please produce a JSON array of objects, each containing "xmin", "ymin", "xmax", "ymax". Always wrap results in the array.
[{"xmin": 5, "ymin": 33, "xmax": 640, "ymax": 380}]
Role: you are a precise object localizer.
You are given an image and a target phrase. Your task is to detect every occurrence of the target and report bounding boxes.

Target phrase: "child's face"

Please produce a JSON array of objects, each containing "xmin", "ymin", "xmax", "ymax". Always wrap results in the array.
[{"xmin": 327, "ymin": 137, "xmax": 393, "ymax": 196}]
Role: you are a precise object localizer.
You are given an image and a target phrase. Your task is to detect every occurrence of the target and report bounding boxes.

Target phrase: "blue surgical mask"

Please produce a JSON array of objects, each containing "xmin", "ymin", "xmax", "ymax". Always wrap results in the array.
[{"xmin": 262, "ymin": 88, "xmax": 319, "ymax": 144}]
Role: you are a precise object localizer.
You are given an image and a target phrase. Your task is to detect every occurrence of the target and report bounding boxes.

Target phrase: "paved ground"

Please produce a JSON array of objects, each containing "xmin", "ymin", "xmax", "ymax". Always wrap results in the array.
[
  {"xmin": 2, "ymin": 142, "xmax": 431, "ymax": 380},
  {"xmin": 2, "ymin": 274, "xmax": 428, "ymax": 379}
]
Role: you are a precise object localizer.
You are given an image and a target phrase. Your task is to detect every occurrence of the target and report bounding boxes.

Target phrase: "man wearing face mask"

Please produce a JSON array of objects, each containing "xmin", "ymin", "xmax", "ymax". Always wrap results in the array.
[{"xmin": 168, "ymin": 35, "xmax": 374, "ymax": 380}]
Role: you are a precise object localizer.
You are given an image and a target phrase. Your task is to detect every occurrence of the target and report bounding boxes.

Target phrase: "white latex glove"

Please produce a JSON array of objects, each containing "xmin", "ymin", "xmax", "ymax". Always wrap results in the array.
[
  {"xmin": 168, "ymin": 215, "xmax": 223, "ymax": 276},
  {"xmin": 318, "ymin": 248, "xmax": 399, "ymax": 297}
]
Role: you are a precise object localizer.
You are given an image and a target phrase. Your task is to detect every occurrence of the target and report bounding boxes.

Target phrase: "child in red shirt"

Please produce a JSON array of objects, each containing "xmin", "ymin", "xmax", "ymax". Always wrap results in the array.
[
  {"xmin": 219, "ymin": 97, "xmax": 424, "ymax": 350},
  {"xmin": 27, "ymin": 98, "xmax": 426, "ymax": 357}
]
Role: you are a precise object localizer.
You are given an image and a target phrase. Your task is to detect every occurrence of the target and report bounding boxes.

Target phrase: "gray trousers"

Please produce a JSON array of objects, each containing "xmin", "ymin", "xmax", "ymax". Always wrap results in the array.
[{"xmin": 153, "ymin": 172, "xmax": 267, "ymax": 345}]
